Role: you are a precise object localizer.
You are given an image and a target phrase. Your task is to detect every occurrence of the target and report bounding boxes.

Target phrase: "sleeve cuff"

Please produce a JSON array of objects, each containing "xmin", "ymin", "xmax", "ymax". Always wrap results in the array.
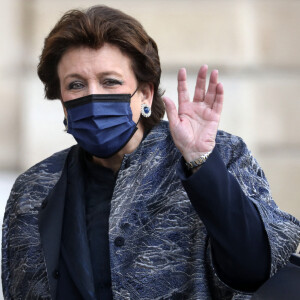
[{"xmin": 176, "ymin": 146, "xmax": 222, "ymax": 182}]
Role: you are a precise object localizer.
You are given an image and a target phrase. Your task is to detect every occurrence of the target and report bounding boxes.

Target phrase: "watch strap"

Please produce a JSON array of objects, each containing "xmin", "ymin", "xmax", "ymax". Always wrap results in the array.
[{"xmin": 185, "ymin": 151, "xmax": 212, "ymax": 169}]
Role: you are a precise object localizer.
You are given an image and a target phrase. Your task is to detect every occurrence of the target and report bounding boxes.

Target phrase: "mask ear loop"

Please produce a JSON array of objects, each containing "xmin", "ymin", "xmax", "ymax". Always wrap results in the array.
[
  {"xmin": 131, "ymin": 86, "xmax": 139, "ymax": 98},
  {"xmin": 130, "ymin": 86, "xmax": 142, "ymax": 126}
]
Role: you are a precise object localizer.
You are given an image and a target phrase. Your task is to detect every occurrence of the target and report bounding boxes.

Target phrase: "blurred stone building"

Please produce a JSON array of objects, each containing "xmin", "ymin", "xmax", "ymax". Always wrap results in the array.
[{"xmin": 1, "ymin": 0, "xmax": 300, "ymax": 222}]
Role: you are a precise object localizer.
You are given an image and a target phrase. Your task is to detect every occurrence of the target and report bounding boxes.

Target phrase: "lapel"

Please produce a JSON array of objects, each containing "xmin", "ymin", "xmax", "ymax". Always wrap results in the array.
[
  {"xmin": 38, "ymin": 156, "xmax": 68, "ymax": 299},
  {"xmin": 38, "ymin": 145, "xmax": 96, "ymax": 300}
]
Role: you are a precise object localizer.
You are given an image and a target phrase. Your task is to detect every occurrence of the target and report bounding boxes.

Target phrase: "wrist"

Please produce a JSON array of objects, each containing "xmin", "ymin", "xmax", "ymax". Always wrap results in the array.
[{"xmin": 185, "ymin": 150, "xmax": 212, "ymax": 170}]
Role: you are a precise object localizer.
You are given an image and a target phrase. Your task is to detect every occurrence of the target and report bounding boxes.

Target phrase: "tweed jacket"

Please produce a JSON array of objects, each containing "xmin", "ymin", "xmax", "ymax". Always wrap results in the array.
[{"xmin": 2, "ymin": 121, "xmax": 300, "ymax": 300}]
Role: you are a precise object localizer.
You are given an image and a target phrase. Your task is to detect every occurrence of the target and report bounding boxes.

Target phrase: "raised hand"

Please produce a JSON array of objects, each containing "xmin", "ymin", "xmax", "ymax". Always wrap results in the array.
[{"xmin": 163, "ymin": 65, "xmax": 224, "ymax": 163}]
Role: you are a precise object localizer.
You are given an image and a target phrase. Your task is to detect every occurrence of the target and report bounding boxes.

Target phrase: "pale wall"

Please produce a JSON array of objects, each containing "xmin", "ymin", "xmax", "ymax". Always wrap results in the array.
[{"xmin": 1, "ymin": 0, "xmax": 300, "ymax": 218}]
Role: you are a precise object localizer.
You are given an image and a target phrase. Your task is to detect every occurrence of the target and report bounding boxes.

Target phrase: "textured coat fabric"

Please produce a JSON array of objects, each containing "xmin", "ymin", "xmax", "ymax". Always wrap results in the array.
[{"xmin": 2, "ymin": 121, "xmax": 300, "ymax": 300}]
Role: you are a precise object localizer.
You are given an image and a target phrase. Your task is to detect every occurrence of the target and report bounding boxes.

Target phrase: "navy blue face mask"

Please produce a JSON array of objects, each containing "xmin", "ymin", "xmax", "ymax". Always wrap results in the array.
[{"xmin": 63, "ymin": 90, "xmax": 138, "ymax": 158}]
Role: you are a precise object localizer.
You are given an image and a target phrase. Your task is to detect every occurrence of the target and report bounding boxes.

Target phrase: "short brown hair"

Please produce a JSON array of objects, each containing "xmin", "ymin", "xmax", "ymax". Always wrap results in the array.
[{"xmin": 37, "ymin": 5, "xmax": 165, "ymax": 131}]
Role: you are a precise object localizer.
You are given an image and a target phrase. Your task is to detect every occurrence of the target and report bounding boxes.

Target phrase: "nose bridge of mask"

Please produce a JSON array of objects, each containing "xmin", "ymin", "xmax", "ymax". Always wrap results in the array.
[{"xmin": 63, "ymin": 93, "xmax": 133, "ymax": 110}]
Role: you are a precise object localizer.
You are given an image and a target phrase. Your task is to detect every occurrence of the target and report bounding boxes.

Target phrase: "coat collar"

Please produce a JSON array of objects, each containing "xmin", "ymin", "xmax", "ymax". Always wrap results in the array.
[{"xmin": 38, "ymin": 147, "xmax": 73, "ymax": 299}]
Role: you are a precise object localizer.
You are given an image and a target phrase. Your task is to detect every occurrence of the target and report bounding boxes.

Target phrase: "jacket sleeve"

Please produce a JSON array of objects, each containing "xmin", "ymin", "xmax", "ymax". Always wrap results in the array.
[
  {"xmin": 178, "ymin": 131, "xmax": 300, "ymax": 298},
  {"xmin": 209, "ymin": 132, "xmax": 300, "ymax": 298},
  {"xmin": 178, "ymin": 146, "xmax": 270, "ymax": 291}
]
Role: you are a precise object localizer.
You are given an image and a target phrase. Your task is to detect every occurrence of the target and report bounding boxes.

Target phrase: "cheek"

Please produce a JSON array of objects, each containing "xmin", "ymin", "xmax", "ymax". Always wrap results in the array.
[{"xmin": 130, "ymin": 99, "xmax": 141, "ymax": 123}]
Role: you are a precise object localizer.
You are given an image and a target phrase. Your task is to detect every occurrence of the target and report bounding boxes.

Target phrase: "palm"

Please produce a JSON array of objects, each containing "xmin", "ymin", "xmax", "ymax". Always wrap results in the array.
[{"xmin": 163, "ymin": 66, "xmax": 224, "ymax": 163}]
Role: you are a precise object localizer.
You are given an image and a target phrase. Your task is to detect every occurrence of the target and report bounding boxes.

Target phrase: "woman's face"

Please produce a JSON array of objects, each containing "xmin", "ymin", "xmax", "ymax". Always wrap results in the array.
[{"xmin": 58, "ymin": 43, "xmax": 153, "ymax": 124}]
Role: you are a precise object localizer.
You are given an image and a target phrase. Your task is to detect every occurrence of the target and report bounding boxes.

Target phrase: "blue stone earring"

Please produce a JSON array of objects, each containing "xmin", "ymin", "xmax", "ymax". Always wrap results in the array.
[{"xmin": 141, "ymin": 103, "xmax": 151, "ymax": 118}]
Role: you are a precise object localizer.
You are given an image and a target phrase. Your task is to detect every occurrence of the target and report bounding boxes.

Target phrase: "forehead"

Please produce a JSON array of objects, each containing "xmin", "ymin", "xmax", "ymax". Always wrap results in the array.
[{"xmin": 57, "ymin": 43, "xmax": 134, "ymax": 78}]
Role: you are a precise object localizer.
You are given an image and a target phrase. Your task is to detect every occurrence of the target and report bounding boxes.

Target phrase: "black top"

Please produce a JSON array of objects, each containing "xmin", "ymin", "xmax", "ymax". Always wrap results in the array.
[{"xmin": 84, "ymin": 154, "xmax": 116, "ymax": 299}]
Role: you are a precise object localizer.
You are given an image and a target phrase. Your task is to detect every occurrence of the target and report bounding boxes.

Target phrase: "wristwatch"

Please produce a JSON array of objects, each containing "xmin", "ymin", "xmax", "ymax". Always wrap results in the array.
[{"xmin": 185, "ymin": 151, "xmax": 212, "ymax": 170}]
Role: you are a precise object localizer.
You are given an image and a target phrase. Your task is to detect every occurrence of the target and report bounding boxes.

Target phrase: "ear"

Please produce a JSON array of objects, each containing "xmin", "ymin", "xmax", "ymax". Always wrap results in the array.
[{"xmin": 139, "ymin": 83, "xmax": 154, "ymax": 107}]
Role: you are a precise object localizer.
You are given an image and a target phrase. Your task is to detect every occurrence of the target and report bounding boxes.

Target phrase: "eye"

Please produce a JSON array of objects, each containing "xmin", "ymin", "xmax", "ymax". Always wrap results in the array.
[
  {"xmin": 68, "ymin": 81, "xmax": 84, "ymax": 90},
  {"xmin": 102, "ymin": 78, "xmax": 123, "ymax": 87}
]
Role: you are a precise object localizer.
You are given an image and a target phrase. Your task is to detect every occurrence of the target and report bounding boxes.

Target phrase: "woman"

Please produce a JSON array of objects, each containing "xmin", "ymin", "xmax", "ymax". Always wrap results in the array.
[{"xmin": 2, "ymin": 5, "xmax": 300, "ymax": 300}]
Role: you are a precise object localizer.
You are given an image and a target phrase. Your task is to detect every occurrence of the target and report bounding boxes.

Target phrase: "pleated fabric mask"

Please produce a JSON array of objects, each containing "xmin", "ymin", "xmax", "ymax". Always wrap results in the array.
[{"xmin": 63, "ymin": 92, "xmax": 138, "ymax": 158}]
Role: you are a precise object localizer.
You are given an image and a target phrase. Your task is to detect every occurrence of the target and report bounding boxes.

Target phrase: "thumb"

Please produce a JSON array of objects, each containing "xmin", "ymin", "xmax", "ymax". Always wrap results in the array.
[{"xmin": 162, "ymin": 96, "xmax": 179, "ymax": 128}]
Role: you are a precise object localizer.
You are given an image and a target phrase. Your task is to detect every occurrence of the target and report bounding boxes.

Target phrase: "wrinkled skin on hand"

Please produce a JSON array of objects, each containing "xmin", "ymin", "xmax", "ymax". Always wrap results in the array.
[{"xmin": 163, "ymin": 65, "xmax": 224, "ymax": 164}]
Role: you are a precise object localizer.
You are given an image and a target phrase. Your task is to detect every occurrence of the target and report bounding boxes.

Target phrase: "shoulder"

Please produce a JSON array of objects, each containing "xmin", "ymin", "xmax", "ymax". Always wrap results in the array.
[
  {"xmin": 147, "ymin": 120, "xmax": 171, "ymax": 138},
  {"xmin": 14, "ymin": 146, "xmax": 73, "ymax": 186},
  {"xmin": 141, "ymin": 121, "xmax": 174, "ymax": 151},
  {"xmin": 215, "ymin": 130, "xmax": 251, "ymax": 168},
  {"xmin": 7, "ymin": 146, "xmax": 75, "ymax": 214},
  {"xmin": 125, "ymin": 121, "xmax": 179, "ymax": 169},
  {"xmin": 215, "ymin": 130, "xmax": 269, "ymax": 193},
  {"xmin": 216, "ymin": 130, "xmax": 273, "ymax": 202},
  {"xmin": 144, "ymin": 120, "xmax": 177, "ymax": 153},
  {"xmin": 216, "ymin": 130, "xmax": 247, "ymax": 154}
]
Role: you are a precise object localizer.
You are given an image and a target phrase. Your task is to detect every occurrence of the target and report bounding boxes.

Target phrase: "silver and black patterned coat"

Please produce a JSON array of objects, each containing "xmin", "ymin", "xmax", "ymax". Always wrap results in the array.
[{"xmin": 2, "ymin": 121, "xmax": 300, "ymax": 299}]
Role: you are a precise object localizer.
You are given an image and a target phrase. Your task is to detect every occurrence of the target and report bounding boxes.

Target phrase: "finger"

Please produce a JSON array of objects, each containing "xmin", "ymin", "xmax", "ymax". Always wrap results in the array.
[
  {"xmin": 193, "ymin": 64, "xmax": 208, "ymax": 102},
  {"xmin": 177, "ymin": 68, "xmax": 190, "ymax": 105},
  {"xmin": 162, "ymin": 96, "xmax": 179, "ymax": 128},
  {"xmin": 205, "ymin": 69, "xmax": 219, "ymax": 108},
  {"xmin": 212, "ymin": 83, "xmax": 224, "ymax": 115}
]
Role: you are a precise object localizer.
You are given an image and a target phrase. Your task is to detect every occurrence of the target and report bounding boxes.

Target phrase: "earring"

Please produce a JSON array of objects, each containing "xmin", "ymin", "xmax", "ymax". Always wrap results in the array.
[
  {"xmin": 63, "ymin": 118, "xmax": 68, "ymax": 131},
  {"xmin": 141, "ymin": 103, "xmax": 151, "ymax": 118}
]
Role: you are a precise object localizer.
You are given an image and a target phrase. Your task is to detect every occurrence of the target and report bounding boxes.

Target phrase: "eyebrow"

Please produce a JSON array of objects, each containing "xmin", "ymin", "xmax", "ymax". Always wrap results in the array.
[{"xmin": 63, "ymin": 71, "xmax": 124, "ymax": 82}]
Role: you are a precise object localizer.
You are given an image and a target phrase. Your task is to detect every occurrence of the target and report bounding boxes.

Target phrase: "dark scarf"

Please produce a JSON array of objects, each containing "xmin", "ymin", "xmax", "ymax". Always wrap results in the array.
[{"xmin": 57, "ymin": 148, "xmax": 97, "ymax": 300}]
